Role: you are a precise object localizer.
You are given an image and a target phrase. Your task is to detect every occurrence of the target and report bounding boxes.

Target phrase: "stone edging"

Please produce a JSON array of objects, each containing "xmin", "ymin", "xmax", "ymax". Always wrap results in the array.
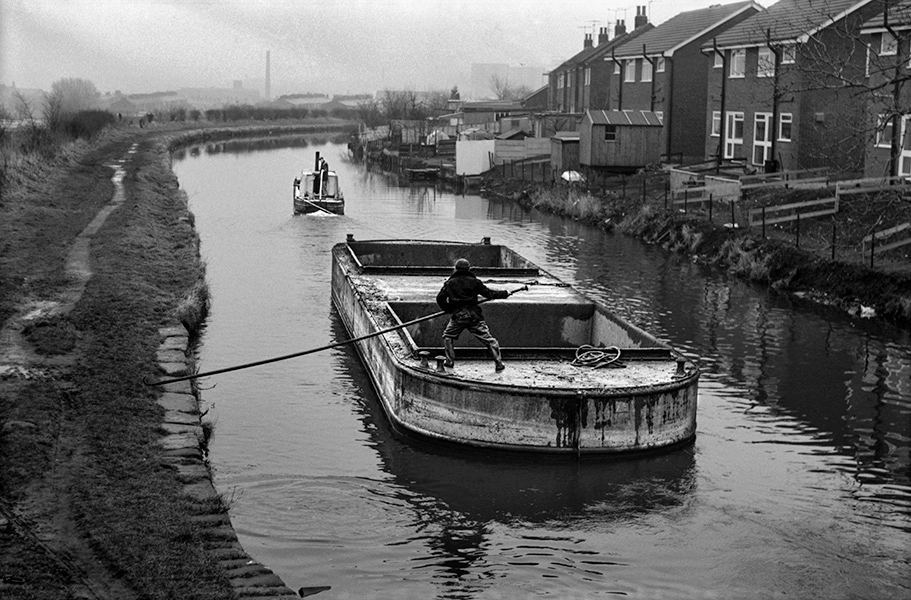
[{"xmin": 155, "ymin": 325, "xmax": 300, "ymax": 599}]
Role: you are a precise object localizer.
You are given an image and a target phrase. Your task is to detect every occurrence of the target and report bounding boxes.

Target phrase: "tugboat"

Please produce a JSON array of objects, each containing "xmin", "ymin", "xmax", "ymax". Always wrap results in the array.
[{"xmin": 293, "ymin": 151, "xmax": 345, "ymax": 215}]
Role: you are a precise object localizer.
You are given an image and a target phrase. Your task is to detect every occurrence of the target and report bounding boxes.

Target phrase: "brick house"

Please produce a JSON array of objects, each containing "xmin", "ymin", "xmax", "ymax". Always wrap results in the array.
[
  {"xmin": 607, "ymin": 1, "xmax": 760, "ymax": 164},
  {"xmin": 705, "ymin": 0, "xmax": 883, "ymax": 176},
  {"xmin": 860, "ymin": 1, "xmax": 911, "ymax": 177},
  {"xmin": 547, "ymin": 10, "xmax": 652, "ymax": 113}
]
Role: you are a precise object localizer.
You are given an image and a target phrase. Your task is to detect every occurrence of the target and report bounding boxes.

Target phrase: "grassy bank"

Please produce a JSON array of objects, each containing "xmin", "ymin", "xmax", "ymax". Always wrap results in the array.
[
  {"xmin": 481, "ymin": 175, "xmax": 911, "ymax": 324},
  {"xmin": 2, "ymin": 117, "xmax": 356, "ymax": 598}
]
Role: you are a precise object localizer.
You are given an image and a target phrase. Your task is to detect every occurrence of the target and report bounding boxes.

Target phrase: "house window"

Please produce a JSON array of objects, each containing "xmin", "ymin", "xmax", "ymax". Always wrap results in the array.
[
  {"xmin": 882, "ymin": 32, "xmax": 898, "ymax": 56},
  {"xmin": 656, "ymin": 57, "xmax": 666, "ymax": 73},
  {"xmin": 584, "ymin": 67, "xmax": 591, "ymax": 86},
  {"xmin": 558, "ymin": 73, "xmax": 564, "ymax": 89},
  {"xmin": 758, "ymin": 47, "xmax": 775, "ymax": 78},
  {"xmin": 730, "ymin": 49, "xmax": 745, "ymax": 78},
  {"xmin": 711, "ymin": 111, "xmax": 721, "ymax": 137},
  {"xmin": 605, "ymin": 125, "xmax": 618, "ymax": 141},
  {"xmin": 642, "ymin": 59, "xmax": 653, "ymax": 82},
  {"xmin": 625, "ymin": 59, "xmax": 636, "ymax": 82},
  {"xmin": 781, "ymin": 45, "xmax": 796, "ymax": 64},
  {"xmin": 877, "ymin": 114, "xmax": 895, "ymax": 148},
  {"xmin": 714, "ymin": 51, "xmax": 724, "ymax": 68},
  {"xmin": 778, "ymin": 113, "xmax": 792, "ymax": 141},
  {"xmin": 724, "ymin": 111, "xmax": 744, "ymax": 158}
]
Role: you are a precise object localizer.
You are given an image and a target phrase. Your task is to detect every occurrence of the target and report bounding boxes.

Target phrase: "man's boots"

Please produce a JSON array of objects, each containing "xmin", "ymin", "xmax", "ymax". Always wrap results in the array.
[
  {"xmin": 443, "ymin": 337, "xmax": 455, "ymax": 368},
  {"xmin": 487, "ymin": 340, "xmax": 506, "ymax": 371}
]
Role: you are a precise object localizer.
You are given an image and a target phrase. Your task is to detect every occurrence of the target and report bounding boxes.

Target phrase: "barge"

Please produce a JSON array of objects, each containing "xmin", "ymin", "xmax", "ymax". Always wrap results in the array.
[{"xmin": 330, "ymin": 237, "xmax": 699, "ymax": 455}]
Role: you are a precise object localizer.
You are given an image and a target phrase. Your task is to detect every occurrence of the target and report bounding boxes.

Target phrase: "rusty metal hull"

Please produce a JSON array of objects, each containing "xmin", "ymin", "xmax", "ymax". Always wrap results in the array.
[{"xmin": 331, "ymin": 239, "xmax": 699, "ymax": 454}]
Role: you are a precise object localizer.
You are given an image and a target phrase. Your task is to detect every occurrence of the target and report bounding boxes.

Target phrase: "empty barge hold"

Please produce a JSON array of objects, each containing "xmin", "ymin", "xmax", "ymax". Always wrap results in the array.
[{"xmin": 330, "ymin": 237, "xmax": 699, "ymax": 454}]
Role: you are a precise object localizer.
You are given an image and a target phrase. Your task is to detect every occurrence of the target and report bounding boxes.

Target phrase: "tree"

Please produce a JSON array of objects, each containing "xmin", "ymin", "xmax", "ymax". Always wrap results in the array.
[
  {"xmin": 489, "ymin": 75, "xmax": 533, "ymax": 101},
  {"xmin": 49, "ymin": 77, "xmax": 100, "ymax": 115}
]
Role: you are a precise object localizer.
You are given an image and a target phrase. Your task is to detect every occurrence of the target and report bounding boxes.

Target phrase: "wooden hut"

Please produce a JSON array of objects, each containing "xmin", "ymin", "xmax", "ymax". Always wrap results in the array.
[
  {"xmin": 551, "ymin": 131, "xmax": 580, "ymax": 173},
  {"xmin": 580, "ymin": 110, "xmax": 663, "ymax": 169}
]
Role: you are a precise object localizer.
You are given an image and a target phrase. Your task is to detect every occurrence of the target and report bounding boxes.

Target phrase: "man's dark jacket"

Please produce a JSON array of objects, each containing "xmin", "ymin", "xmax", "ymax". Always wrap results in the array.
[{"xmin": 436, "ymin": 270, "xmax": 508, "ymax": 314}]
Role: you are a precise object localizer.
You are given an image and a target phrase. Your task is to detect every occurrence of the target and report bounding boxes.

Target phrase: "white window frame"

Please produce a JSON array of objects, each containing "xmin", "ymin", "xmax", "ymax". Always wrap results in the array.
[
  {"xmin": 714, "ymin": 51, "xmax": 724, "ymax": 68},
  {"xmin": 881, "ymin": 32, "xmax": 898, "ymax": 56},
  {"xmin": 641, "ymin": 59, "xmax": 653, "ymax": 82},
  {"xmin": 778, "ymin": 113, "xmax": 792, "ymax": 142},
  {"xmin": 604, "ymin": 125, "xmax": 618, "ymax": 142},
  {"xmin": 730, "ymin": 49, "xmax": 746, "ymax": 78},
  {"xmin": 614, "ymin": 62, "xmax": 621, "ymax": 75},
  {"xmin": 584, "ymin": 67, "xmax": 591, "ymax": 86},
  {"xmin": 876, "ymin": 114, "xmax": 895, "ymax": 148},
  {"xmin": 656, "ymin": 57, "xmax": 666, "ymax": 73},
  {"xmin": 625, "ymin": 59, "xmax": 636, "ymax": 82},
  {"xmin": 725, "ymin": 111, "xmax": 744, "ymax": 159},
  {"xmin": 557, "ymin": 73, "xmax": 564, "ymax": 89},
  {"xmin": 781, "ymin": 45, "xmax": 796, "ymax": 64},
  {"xmin": 753, "ymin": 112, "xmax": 773, "ymax": 166},
  {"xmin": 757, "ymin": 47, "xmax": 775, "ymax": 78},
  {"xmin": 711, "ymin": 111, "xmax": 721, "ymax": 137},
  {"xmin": 655, "ymin": 111, "xmax": 664, "ymax": 123}
]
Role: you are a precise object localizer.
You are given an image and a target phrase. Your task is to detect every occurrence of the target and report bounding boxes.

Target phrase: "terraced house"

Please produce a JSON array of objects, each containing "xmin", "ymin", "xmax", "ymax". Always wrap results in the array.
[
  {"xmin": 704, "ymin": 0, "xmax": 884, "ymax": 176},
  {"xmin": 860, "ymin": 1, "xmax": 911, "ymax": 178},
  {"xmin": 606, "ymin": 1, "xmax": 760, "ymax": 164},
  {"xmin": 548, "ymin": 10, "xmax": 652, "ymax": 113}
]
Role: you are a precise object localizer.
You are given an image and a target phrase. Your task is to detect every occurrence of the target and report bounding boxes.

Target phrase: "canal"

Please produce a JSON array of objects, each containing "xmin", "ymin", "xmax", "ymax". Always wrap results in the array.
[{"xmin": 171, "ymin": 137, "xmax": 910, "ymax": 599}]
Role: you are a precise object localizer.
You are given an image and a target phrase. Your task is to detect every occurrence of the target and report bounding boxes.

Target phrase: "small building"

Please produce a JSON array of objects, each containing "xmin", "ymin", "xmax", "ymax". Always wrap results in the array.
[
  {"xmin": 579, "ymin": 110, "xmax": 663, "ymax": 169},
  {"xmin": 551, "ymin": 131, "xmax": 580, "ymax": 173}
]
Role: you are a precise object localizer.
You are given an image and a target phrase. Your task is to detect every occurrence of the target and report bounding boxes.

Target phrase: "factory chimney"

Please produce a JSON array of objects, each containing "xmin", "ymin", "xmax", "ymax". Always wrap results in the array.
[{"xmin": 265, "ymin": 50, "xmax": 271, "ymax": 101}]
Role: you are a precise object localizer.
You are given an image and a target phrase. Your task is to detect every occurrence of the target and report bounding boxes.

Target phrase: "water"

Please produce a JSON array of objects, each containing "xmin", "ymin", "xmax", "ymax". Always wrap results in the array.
[{"xmin": 172, "ymin": 138, "xmax": 911, "ymax": 599}]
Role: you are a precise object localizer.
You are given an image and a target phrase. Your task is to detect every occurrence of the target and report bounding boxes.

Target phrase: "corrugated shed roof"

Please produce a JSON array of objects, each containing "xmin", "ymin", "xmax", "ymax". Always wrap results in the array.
[
  {"xmin": 612, "ymin": 1, "xmax": 758, "ymax": 57},
  {"xmin": 586, "ymin": 110, "xmax": 663, "ymax": 126},
  {"xmin": 711, "ymin": 0, "xmax": 875, "ymax": 47}
]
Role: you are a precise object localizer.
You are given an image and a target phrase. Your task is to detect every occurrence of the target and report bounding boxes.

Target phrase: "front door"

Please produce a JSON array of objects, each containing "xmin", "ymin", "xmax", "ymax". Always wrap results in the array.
[
  {"xmin": 725, "ymin": 112, "xmax": 744, "ymax": 159},
  {"xmin": 753, "ymin": 113, "xmax": 772, "ymax": 167}
]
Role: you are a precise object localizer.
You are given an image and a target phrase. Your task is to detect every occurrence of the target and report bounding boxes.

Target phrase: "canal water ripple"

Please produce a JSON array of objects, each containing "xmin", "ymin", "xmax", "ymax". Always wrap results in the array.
[{"xmin": 172, "ymin": 139, "xmax": 911, "ymax": 599}]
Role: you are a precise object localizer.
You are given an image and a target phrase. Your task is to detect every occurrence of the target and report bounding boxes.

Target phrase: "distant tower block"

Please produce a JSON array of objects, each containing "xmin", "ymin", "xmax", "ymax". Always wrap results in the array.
[{"xmin": 265, "ymin": 50, "xmax": 271, "ymax": 101}]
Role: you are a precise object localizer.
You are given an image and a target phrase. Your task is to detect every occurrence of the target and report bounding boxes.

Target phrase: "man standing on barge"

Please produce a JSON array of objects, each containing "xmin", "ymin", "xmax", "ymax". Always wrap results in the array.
[{"xmin": 436, "ymin": 258, "xmax": 510, "ymax": 371}]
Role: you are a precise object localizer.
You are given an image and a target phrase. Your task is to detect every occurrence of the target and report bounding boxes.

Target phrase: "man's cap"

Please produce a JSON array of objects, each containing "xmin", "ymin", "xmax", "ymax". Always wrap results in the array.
[{"xmin": 454, "ymin": 258, "xmax": 471, "ymax": 271}]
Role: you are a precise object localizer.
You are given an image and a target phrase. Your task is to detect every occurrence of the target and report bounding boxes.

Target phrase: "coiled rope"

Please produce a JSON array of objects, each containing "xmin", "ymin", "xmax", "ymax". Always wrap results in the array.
[{"xmin": 571, "ymin": 345, "xmax": 623, "ymax": 368}]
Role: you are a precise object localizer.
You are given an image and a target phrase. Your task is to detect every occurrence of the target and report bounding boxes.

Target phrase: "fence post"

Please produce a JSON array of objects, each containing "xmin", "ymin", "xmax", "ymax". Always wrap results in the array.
[
  {"xmin": 664, "ymin": 179, "xmax": 668, "ymax": 209},
  {"xmin": 708, "ymin": 194, "xmax": 713, "ymax": 223},
  {"xmin": 831, "ymin": 221, "xmax": 836, "ymax": 261},
  {"xmin": 762, "ymin": 206, "xmax": 766, "ymax": 239},
  {"xmin": 730, "ymin": 200, "xmax": 735, "ymax": 228},
  {"xmin": 870, "ymin": 228, "xmax": 876, "ymax": 269},
  {"xmin": 795, "ymin": 212, "xmax": 800, "ymax": 248},
  {"xmin": 684, "ymin": 188, "xmax": 688, "ymax": 213}
]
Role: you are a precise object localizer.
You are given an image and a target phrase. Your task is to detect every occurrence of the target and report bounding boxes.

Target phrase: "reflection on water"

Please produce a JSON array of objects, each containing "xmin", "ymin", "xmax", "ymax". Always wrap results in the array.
[{"xmin": 172, "ymin": 138, "xmax": 911, "ymax": 598}]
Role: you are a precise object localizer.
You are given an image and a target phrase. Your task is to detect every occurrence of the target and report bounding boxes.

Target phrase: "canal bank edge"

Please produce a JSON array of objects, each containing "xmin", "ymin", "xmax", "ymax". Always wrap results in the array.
[{"xmin": 478, "ymin": 178, "xmax": 911, "ymax": 325}]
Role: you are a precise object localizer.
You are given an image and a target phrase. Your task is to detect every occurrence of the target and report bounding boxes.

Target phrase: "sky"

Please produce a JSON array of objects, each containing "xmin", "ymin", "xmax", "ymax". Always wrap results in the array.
[{"xmin": 1, "ymin": 0, "xmax": 731, "ymax": 98}]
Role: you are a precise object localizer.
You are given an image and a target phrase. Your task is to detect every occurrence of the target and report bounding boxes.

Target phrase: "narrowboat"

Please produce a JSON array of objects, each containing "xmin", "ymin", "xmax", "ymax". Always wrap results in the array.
[
  {"xmin": 331, "ymin": 237, "xmax": 699, "ymax": 455},
  {"xmin": 293, "ymin": 152, "xmax": 345, "ymax": 215}
]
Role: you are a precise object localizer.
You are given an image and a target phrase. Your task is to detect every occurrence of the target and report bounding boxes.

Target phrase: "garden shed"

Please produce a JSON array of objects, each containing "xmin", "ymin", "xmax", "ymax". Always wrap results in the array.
[
  {"xmin": 580, "ymin": 110, "xmax": 663, "ymax": 169},
  {"xmin": 551, "ymin": 132, "xmax": 580, "ymax": 173}
]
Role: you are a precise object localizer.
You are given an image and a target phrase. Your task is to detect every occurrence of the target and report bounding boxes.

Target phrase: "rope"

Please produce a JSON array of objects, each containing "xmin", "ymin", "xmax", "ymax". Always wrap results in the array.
[{"xmin": 571, "ymin": 345, "xmax": 623, "ymax": 368}]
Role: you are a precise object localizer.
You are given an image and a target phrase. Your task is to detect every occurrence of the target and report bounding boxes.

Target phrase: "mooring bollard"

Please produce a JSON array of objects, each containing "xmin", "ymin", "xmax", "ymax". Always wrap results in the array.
[
  {"xmin": 419, "ymin": 351, "xmax": 430, "ymax": 368},
  {"xmin": 675, "ymin": 359, "xmax": 687, "ymax": 377},
  {"xmin": 435, "ymin": 356, "xmax": 447, "ymax": 372}
]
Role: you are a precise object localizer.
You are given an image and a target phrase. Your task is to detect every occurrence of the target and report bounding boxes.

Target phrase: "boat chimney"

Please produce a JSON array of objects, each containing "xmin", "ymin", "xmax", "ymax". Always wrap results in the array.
[
  {"xmin": 346, "ymin": 233, "xmax": 355, "ymax": 242},
  {"xmin": 481, "ymin": 237, "xmax": 491, "ymax": 245},
  {"xmin": 315, "ymin": 152, "xmax": 320, "ymax": 171}
]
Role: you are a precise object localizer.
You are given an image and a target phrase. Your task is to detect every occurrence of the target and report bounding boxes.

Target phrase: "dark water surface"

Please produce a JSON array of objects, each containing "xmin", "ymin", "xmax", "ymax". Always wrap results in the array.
[{"xmin": 172, "ymin": 139, "xmax": 910, "ymax": 599}]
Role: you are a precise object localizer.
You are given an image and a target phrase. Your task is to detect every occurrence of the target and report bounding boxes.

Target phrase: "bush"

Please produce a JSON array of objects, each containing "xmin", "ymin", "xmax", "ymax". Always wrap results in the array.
[{"xmin": 62, "ymin": 110, "xmax": 115, "ymax": 139}]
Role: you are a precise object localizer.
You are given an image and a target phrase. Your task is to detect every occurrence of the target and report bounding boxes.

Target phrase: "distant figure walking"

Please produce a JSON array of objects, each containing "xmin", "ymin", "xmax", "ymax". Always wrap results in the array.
[{"xmin": 436, "ymin": 258, "xmax": 511, "ymax": 371}]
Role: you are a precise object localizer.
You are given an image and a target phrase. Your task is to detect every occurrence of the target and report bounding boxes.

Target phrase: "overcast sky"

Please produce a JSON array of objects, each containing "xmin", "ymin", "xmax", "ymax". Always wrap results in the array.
[{"xmin": 2, "ymin": 0, "xmax": 729, "ymax": 97}]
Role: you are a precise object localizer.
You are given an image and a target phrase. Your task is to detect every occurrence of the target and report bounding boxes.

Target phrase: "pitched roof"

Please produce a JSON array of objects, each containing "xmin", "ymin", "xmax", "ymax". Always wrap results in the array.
[
  {"xmin": 860, "ymin": 0, "xmax": 911, "ymax": 31},
  {"xmin": 585, "ymin": 25, "xmax": 655, "ymax": 64},
  {"xmin": 612, "ymin": 1, "xmax": 759, "ymax": 57},
  {"xmin": 711, "ymin": 0, "xmax": 876, "ymax": 47},
  {"xmin": 585, "ymin": 109, "xmax": 663, "ymax": 126}
]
